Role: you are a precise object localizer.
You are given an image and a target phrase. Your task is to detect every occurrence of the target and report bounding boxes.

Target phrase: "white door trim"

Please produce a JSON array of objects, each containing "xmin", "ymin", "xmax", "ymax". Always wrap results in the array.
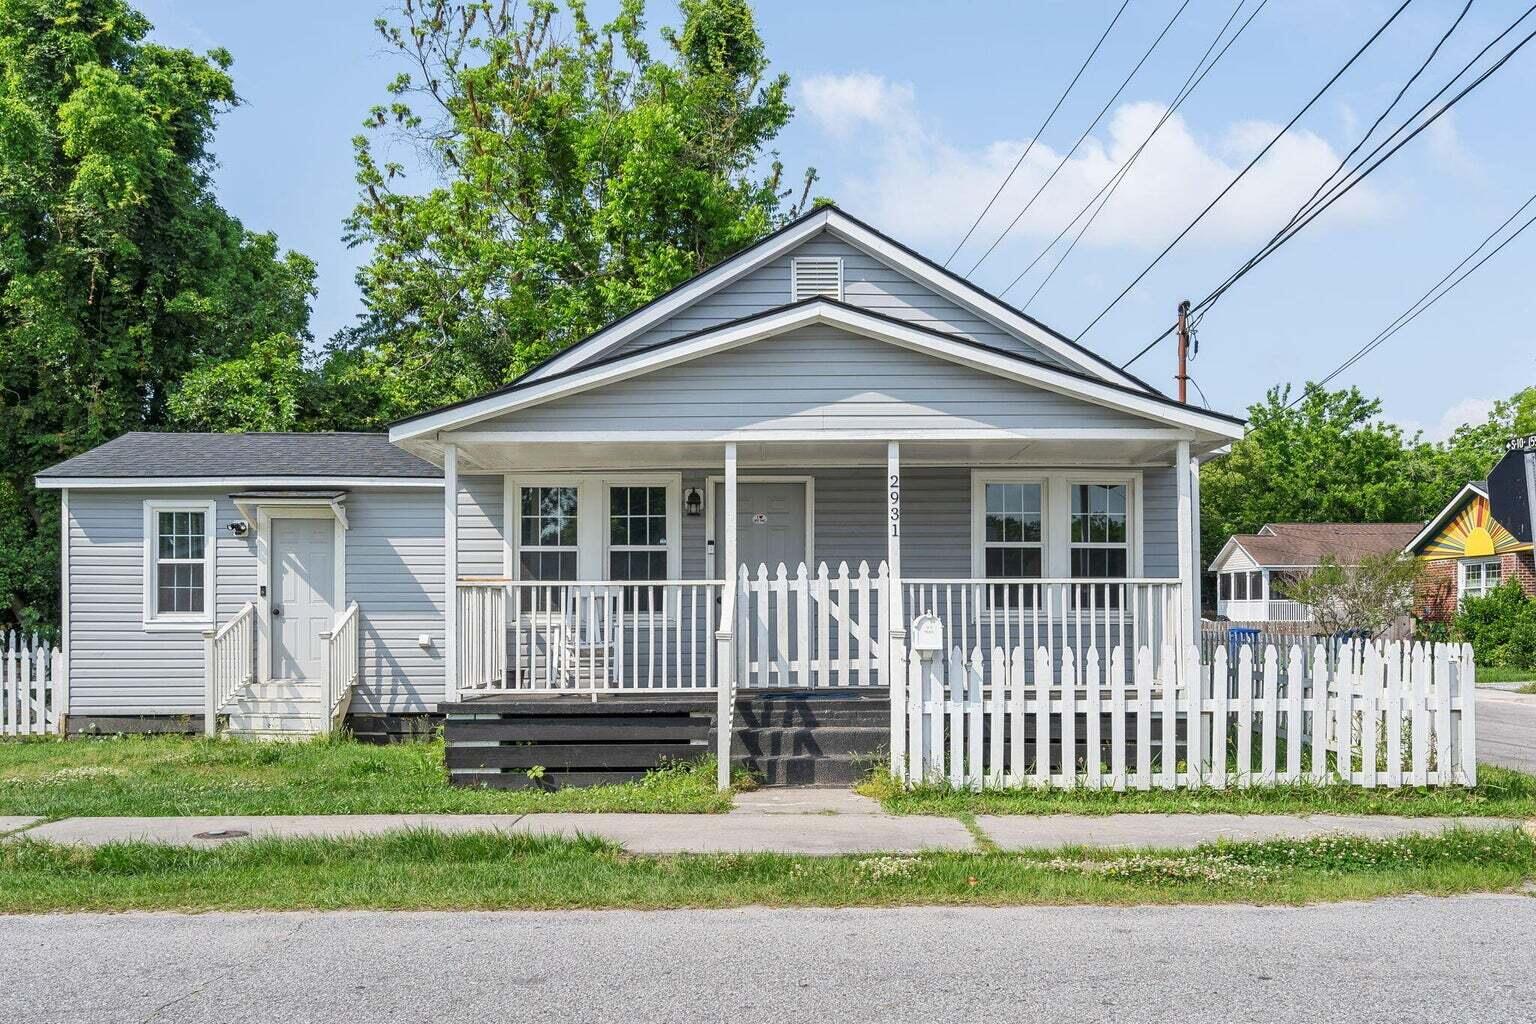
[
  {"xmin": 704, "ymin": 475, "xmax": 816, "ymax": 580},
  {"xmin": 255, "ymin": 506, "xmax": 347, "ymax": 684}
]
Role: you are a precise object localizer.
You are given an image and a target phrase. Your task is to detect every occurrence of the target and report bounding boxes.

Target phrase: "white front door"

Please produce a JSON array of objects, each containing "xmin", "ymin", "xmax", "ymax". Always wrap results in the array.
[
  {"xmin": 713, "ymin": 481, "xmax": 810, "ymax": 575},
  {"xmin": 270, "ymin": 517, "xmax": 336, "ymax": 680}
]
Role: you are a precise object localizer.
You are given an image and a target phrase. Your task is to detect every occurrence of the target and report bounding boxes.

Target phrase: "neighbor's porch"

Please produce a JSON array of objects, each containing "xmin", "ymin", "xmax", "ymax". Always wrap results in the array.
[{"xmin": 439, "ymin": 436, "xmax": 1204, "ymax": 702}]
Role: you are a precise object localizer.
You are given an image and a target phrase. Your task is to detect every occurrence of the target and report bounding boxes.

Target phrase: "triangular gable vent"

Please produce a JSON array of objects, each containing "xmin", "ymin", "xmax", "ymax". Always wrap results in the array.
[{"xmin": 791, "ymin": 256, "xmax": 843, "ymax": 301}]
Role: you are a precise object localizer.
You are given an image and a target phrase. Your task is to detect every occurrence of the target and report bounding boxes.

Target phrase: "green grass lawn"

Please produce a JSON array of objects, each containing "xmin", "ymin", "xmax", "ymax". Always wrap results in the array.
[
  {"xmin": 1476, "ymin": 665, "xmax": 1536, "ymax": 685},
  {"xmin": 860, "ymin": 764, "xmax": 1536, "ymax": 818},
  {"xmin": 0, "ymin": 735, "xmax": 733, "ymax": 816},
  {"xmin": 0, "ymin": 826, "xmax": 1528, "ymax": 912}
]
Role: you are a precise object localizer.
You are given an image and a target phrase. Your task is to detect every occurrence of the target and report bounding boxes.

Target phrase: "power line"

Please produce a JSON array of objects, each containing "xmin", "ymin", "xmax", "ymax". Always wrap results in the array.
[
  {"xmin": 1013, "ymin": 0, "xmax": 1268, "ymax": 308},
  {"xmin": 1001, "ymin": 0, "xmax": 1265, "ymax": 303},
  {"xmin": 943, "ymin": 0, "xmax": 1132, "ymax": 268},
  {"xmin": 965, "ymin": 0, "xmax": 1194, "ymax": 278},
  {"xmin": 1119, "ymin": 3, "xmax": 1536, "ymax": 371},
  {"xmin": 1076, "ymin": 0, "xmax": 1415, "ymax": 346},
  {"xmin": 1175, "ymin": 14, "xmax": 1536, "ymax": 334},
  {"xmin": 1193, "ymin": 0, "xmax": 1493, "ymax": 327},
  {"xmin": 1293, "ymin": 191, "xmax": 1536, "ymax": 402}
]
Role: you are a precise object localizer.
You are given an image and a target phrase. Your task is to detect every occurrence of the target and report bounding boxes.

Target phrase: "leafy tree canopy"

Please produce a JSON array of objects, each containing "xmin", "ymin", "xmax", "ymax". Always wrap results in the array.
[
  {"xmin": 0, "ymin": 0, "xmax": 315, "ymax": 629},
  {"xmin": 1201, "ymin": 383, "xmax": 1536, "ymax": 572},
  {"xmin": 330, "ymin": 0, "xmax": 816, "ymax": 425}
]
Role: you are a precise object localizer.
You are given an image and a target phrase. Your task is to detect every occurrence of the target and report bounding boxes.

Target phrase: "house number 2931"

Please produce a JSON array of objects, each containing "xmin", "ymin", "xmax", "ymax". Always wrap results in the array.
[{"xmin": 888, "ymin": 473, "xmax": 901, "ymax": 538}]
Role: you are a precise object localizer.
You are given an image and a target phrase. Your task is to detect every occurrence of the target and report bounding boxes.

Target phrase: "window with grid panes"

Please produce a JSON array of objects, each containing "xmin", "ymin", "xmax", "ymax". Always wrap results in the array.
[
  {"xmin": 154, "ymin": 510, "xmax": 206, "ymax": 615},
  {"xmin": 519, "ymin": 486, "xmax": 578, "ymax": 580},
  {"xmin": 609, "ymin": 485, "xmax": 668, "ymax": 610},
  {"xmin": 983, "ymin": 481, "xmax": 1043, "ymax": 606}
]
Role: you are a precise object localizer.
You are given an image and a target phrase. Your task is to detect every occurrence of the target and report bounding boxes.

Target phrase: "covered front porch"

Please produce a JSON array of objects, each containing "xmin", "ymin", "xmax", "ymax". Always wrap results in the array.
[{"xmin": 439, "ymin": 435, "xmax": 1203, "ymax": 706}]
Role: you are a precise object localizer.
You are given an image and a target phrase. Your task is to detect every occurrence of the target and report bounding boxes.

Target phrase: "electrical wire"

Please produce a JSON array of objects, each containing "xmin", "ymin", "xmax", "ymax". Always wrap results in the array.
[
  {"xmin": 1014, "ymin": 0, "xmax": 1269, "ymax": 307},
  {"xmin": 1001, "ymin": 0, "xmax": 1265, "ymax": 303},
  {"xmin": 965, "ymin": 0, "xmax": 1194, "ymax": 277},
  {"xmin": 1291, "ymin": 190, "xmax": 1536, "ymax": 403},
  {"xmin": 1076, "ymin": 0, "xmax": 1415, "ymax": 346},
  {"xmin": 943, "ymin": 0, "xmax": 1132, "ymax": 267}
]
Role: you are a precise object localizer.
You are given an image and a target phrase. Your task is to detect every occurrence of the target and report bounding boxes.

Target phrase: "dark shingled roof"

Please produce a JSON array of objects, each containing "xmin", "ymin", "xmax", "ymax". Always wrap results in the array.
[
  {"xmin": 1231, "ymin": 522, "xmax": 1424, "ymax": 567},
  {"xmin": 36, "ymin": 432, "xmax": 441, "ymax": 480}
]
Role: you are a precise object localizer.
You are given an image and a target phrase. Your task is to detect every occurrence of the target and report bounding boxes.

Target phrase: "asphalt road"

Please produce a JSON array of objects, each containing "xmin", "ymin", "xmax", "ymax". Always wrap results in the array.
[
  {"xmin": 7, "ymin": 898, "xmax": 1535, "ymax": 1023},
  {"xmin": 1477, "ymin": 687, "xmax": 1536, "ymax": 775}
]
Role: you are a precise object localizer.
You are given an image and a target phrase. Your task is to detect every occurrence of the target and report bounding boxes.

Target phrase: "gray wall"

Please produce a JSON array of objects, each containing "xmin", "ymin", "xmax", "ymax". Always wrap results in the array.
[
  {"xmin": 480, "ymin": 326, "xmax": 1144, "ymax": 437},
  {"xmin": 66, "ymin": 486, "xmax": 445, "ymax": 716},
  {"xmin": 615, "ymin": 232, "xmax": 1073, "ymax": 369}
]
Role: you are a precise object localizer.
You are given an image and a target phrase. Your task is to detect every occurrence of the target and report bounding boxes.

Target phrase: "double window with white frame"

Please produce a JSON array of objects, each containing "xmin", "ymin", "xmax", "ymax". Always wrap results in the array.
[
  {"xmin": 511, "ymin": 476, "xmax": 680, "ymax": 604},
  {"xmin": 971, "ymin": 472, "xmax": 1141, "ymax": 607},
  {"xmin": 143, "ymin": 500, "xmax": 216, "ymax": 629},
  {"xmin": 1459, "ymin": 558, "xmax": 1501, "ymax": 602}
]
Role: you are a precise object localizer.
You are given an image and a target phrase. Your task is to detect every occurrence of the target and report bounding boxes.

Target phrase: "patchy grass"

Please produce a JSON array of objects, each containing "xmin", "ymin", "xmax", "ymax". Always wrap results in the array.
[
  {"xmin": 1475, "ymin": 666, "xmax": 1536, "ymax": 685},
  {"xmin": 0, "ymin": 735, "xmax": 734, "ymax": 816},
  {"xmin": 0, "ymin": 827, "xmax": 1529, "ymax": 912},
  {"xmin": 858, "ymin": 764, "xmax": 1536, "ymax": 818}
]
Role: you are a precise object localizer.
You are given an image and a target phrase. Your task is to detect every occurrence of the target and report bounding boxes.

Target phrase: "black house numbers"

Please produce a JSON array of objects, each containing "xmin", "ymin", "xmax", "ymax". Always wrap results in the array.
[{"xmin": 888, "ymin": 473, "xmax": 901, "ymax": 538}]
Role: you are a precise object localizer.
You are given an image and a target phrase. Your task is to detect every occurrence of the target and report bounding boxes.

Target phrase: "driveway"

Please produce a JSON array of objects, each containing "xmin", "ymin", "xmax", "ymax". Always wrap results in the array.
[
  {"xmin": 1477, "ymin": 686, "xmax": 1536, "ymax": 775},
  {"xmin": 4, "ymin": 899, "xmax": 1534, "ymax": 1023}
]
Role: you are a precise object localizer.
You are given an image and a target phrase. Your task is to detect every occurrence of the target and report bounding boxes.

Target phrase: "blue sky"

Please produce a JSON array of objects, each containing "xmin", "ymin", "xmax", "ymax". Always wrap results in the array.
[{"xmin": 135, "ymin": 0, "xmax": 1536, "ymax": 438}]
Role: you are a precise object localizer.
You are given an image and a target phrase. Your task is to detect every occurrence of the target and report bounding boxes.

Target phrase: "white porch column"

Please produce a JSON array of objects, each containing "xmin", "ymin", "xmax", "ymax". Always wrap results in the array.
[
  {"xmin": 716, "ymin": 442, "xmax": 739, "ymax": 791},
  {"xmin": 1175, "ymin": 440, "xmax": 1196, "ymax": 658},
  {"xmin": 886, "ymin": 441, "xmax": 907, "ymax": 782},
  {"xmin": 443, "ymin": 442, "xmax": 458, "ymax": 704}
]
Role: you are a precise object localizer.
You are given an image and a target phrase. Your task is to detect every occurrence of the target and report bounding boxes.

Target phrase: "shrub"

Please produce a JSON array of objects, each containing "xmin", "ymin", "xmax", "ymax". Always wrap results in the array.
[{"xmin": 1452, "ymin": 581, "xmax": 1536, "ymax": 669}]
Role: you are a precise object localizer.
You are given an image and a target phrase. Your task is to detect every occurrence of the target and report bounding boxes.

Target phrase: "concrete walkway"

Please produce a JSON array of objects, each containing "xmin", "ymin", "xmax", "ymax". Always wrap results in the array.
[
  {"xmin": 1477, "ymin": 685, "xmax": 1536, "ymax": 775},
  {"xmin": 6, "ymin": 788, "xmax": 1525, "ymax": 853}
]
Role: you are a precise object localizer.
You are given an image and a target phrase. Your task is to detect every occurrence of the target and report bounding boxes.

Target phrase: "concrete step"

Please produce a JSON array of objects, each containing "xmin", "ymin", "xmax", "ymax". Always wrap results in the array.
[
  {"xmin": 731, "ymin": 754, "xmax": 874, "ymax": 788},
  {"xmin": 243, "ymin": 681, "xmax": 322, "ymax": 702},
  {"xmin": 733, "ymin": 725, "xmax": 889, "ymax": 759},
  {"xmin": 226, "ymin": 711, "xmax": 325, "ymax": 734}
]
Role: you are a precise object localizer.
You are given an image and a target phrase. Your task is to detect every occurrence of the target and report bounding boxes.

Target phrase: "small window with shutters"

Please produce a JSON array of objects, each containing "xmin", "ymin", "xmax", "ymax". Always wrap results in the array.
[{"xmin": 791, "ymin": 256, "xmax": 843, "ymax": 301}]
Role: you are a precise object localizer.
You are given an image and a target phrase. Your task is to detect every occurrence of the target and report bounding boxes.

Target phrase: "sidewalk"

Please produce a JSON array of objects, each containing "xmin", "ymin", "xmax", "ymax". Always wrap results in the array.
[{"xmin": 1, "ymin": 791, "xmax": 1524, "ymax": 854}]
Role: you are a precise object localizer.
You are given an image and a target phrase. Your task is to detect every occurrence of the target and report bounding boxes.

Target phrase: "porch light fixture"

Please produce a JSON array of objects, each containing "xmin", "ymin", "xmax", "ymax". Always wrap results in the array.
[
  {"xmin": 683, "ymin": 487, "xmax": 704, "ymax": 517},
  {"xmin": 226, "ymin": 521, "xmax": 249, "ymax": 538}
]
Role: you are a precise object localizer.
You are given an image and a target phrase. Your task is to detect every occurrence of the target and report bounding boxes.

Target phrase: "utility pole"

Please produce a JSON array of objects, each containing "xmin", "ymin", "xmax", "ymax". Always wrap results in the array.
[{"xmin": 1175, "ymin": 299, "xmax": 1191, "ymax": 403}]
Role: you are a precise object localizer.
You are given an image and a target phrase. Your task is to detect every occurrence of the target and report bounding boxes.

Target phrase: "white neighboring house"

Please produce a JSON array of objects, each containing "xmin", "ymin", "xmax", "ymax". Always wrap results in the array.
[{"xmin": 1207, "ymin": 522, "xmax": 1422, "ymax": 628}]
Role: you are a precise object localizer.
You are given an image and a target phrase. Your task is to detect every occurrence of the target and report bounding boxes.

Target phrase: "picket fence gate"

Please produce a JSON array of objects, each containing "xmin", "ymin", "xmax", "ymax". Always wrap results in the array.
[
  {"xmin": 1, "ymin": 632, "xmax": 64, "ymax": 737},
  {"xmin": 895, "ymin": 640, "xmax": 1476, "ymax": 791}
]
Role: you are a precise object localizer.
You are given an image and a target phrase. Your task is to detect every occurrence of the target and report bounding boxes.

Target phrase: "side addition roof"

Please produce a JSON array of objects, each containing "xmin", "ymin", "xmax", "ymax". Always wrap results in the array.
[
  {"xmin": 1209, "ymin": 522, "xmax": 1423, "ymax": 572},
  {"xmin": 35, "ymin": 432, "xmax": 442, "ymax": 488}
]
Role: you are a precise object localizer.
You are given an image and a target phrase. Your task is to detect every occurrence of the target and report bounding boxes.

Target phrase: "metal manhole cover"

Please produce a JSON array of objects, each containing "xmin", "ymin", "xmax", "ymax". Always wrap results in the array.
[{"xmin": 192, "ymin": 829, "xmax": 250, "ymax": 840}]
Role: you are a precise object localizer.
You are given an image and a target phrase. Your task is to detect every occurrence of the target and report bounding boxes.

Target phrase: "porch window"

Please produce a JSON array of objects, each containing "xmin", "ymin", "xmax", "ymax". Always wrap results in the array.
[
  {"xmin": 1232, "ymin": 571, "xmax": 1248, "ymax": 601},
  {"xmin": 519, "ymin": 486, "xmax": 578, "ymax": 580},
  {"xmin": 609, "ymin": 485, "xmax": 668, "ymax": 610},
  {"xmin": 1218, "ymin": 573, "xmax": 1231, "ymax": 600},
  {"xmin": 1068, "ymin": 483, "xmax": 1128, "ymax": 579},
  {"xmin": 1460, "ymin": 559, "xmax": 1501, "ymax": 602},
  {"xmin": 143, "ymin": 500, "xmax": 216, "ymax": 628}
]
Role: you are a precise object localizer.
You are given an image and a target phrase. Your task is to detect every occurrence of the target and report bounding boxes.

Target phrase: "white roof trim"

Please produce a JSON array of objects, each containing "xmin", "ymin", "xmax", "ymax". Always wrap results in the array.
[
  {"xmin": 521, "ymin": 207, "xmax": 1146, "ymax": 391},
  {"xmin": 35, "ymin": 475, "xmax": 444, "ymax": 490},
  {"xmin": 1404, "ymin": 482, "xmax": 1487, "ymax": 553},
  {"xmin": 524, "ymin": 208, "xmax": 833, "ymax": 384},
  {"xmin": 391, "ymin": 301, "xmax": 1245, "ymax": 444},
  {"xmin": 1207, "ymin": 537, "xmax": 1257, "ymax": 573}
]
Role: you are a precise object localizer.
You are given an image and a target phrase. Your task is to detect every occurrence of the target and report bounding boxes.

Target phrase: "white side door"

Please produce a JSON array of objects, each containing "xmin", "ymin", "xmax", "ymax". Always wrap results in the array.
[{"xmin": 270, "ymin": 517, "xmax": 337, "ymax": 681}]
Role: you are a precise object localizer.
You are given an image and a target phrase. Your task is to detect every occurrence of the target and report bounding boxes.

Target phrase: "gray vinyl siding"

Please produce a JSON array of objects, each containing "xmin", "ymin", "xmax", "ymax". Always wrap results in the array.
[
  {"xmin": 480, "ymin": 326, "xmax": 1145, "ymax": 437},
  {"xmin": 457, "ymin": 475, "xmax": 505, "ymax": 578},
  {"xmin": 615, "ymin": 232, "xmax": 1074, "ymax": 370},
  {"xmin": 1141, "ymin": 464, "xmax": 1179, "ymax": 579},
  {"xmin": 66, "ymin": 486, "xmax": 444, "ymax": 716}
]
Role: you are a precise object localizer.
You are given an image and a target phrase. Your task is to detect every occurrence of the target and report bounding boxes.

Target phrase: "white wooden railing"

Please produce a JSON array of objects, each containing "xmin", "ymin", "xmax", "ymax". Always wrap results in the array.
[
  {"xmin": 1219, "ymin": 598, "xmax": 1313, "ymax": 623},
  {"xmin": 898, "ymin": 640, "xmax": 1477, "ymax": 791},
  {"xmin": 320, "ymin": 602, "xmax": 360, "ymax": 733},
  {"xmin": 202, "ymin": 602, "xmax": 255, "ymax": 736},
  {"xmin": 903, "ymin": 578, "xmax": 1183, "ymax": 683},
  {"xmin": 457, "ymin": 580, "xmax": 724, "ymax": 692},
  {"xmin": 1, "ymin": 631, "xmax": 64, "ymax": 736},
  {"xmin": 733, "ymin": 561, "xmax": 890, "ymax": 688}
]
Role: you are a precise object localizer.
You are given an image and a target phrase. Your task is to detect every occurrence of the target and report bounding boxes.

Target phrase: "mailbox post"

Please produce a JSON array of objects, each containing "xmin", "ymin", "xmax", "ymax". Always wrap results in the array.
[{"xmin": 908, "ymin": 612, "xmax": 945, "ymax": 782}]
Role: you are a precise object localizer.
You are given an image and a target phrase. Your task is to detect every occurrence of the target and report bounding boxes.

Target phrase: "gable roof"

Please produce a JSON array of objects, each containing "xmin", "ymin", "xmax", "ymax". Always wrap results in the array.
[
  {"xmin": 1404, "ymin": 481, "xmax": 1486, "ymax": 554},
  {"xmin": 509, "ymin": 204, "xmax": 1157, "ymax": 395},
  {"xmin": 389, "ymin": 297, "xmax": 1246, "ymax": 444},
  {"xmin": 35, "ymin": 432, "xmax": 441, "ymax": 486},
  {"xmin": 1209, "ymin": 522, "xmax": 1423, "ymax": 571}
]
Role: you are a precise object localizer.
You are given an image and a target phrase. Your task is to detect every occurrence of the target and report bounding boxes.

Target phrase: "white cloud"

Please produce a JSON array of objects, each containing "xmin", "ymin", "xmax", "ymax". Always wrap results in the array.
[
  {"xmin": 1400, "ymin": 396, "xmax": 1495, "ymax": 441},
  {"xmin": 799, "ymin": 72, "xmax": 916, "ymax": 138},
  {"xmin": 1425, "ymin": 112, "xmax": 1477, "ymax": 176},
  {"xmin": 797, "ymin": 73, "xmax": 1389, "ymax": 263}
]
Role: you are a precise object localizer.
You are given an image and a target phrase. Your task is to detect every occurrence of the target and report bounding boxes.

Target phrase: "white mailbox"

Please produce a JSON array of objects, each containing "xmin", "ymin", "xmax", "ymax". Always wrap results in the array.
[{"xmin": 910, "ymin": 612, "xmax": 945, "ymax": 656}]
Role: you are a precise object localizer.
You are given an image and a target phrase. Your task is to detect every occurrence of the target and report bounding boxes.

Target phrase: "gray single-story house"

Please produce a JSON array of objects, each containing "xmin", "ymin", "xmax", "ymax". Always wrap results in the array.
[{"xmin": 36, "ymin": 206, "xmax": 1245, "ymax": 783}]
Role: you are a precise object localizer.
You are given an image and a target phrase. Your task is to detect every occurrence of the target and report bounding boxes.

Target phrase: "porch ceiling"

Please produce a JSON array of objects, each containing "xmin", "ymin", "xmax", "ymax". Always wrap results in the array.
[{"xmin": 443, "ymin": 436, "xmax": 1203, "ymax": 472}]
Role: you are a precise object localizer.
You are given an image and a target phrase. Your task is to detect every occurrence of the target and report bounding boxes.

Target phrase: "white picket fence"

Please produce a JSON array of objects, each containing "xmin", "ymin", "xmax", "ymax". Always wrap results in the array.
[
  {"xmin": 1, "ymin": 632, "xmax": 65, "ymax": 737},
  {"xmin": 895, "ymin": 641, "xmax": 1477, "ymax": 791}
]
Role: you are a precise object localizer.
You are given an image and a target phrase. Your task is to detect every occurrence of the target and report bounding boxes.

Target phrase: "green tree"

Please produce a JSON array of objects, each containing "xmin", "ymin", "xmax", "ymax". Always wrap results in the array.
[
  {"xmin": 0, "ymin": 0, "xmax": 315, "ymax": 630},
  {"xmin": 1277, "ymin": 553, "xmax": 1421, "ymax": 639},
  {"xmin": 331, "ymin": 0, "xmax": 816, "ymax": 425}
]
